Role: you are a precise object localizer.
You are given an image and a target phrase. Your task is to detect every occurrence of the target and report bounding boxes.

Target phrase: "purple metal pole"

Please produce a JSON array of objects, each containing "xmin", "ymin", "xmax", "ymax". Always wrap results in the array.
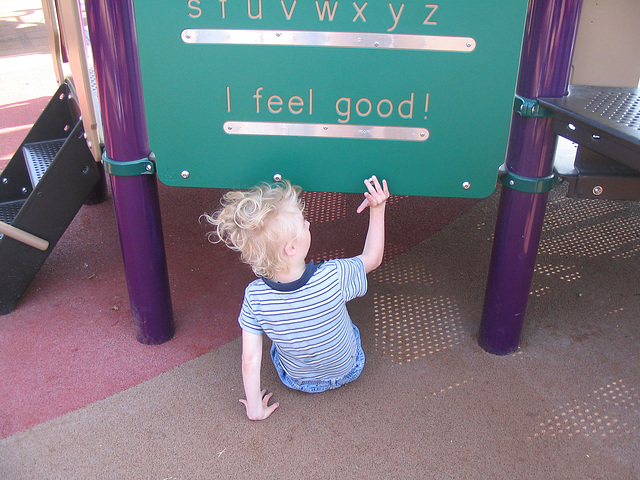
[
  {"xmin": 478, "ymin": 0, "xmax": 583, "ymax": 355},
  {"xmin": 85, "ymin": 0, "xmax": 175, "ymax": 344}
]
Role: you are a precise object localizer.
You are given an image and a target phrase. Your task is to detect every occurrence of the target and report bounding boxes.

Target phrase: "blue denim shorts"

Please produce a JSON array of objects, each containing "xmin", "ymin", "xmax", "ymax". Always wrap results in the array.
[{"xmin": 270, "ymin": 324, "xmax": 365, "ymax": 394}]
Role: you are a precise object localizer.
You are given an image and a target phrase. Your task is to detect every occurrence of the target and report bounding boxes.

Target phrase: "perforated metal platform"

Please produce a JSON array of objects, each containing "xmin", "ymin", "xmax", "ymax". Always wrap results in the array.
[
  {"xmin": 540, "ymin": 86, "xmax": 640, "ymax": 170},
  {"xmin": 541, "ymin": 86, "xmax": 640, "ymax": 200},
  {"xmin": 22, "ymin": 138, "xmax": 66, "ymax": 187}
]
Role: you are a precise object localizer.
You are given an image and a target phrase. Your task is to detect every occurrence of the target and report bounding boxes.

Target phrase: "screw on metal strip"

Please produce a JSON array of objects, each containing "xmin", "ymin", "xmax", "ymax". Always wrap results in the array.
[{"xmin": 101, "ymin": 152, "xmax": 156, "ymax": 176}]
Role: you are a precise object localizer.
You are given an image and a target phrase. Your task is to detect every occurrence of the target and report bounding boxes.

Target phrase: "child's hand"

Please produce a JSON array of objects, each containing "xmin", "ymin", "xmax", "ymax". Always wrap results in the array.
[
  {"xmin": 357, "ymin": 175, "xmax": 390, "ymax": 214},
  {"xmin": 239, "ymin": 389, "xmax": 280, "ymax": 421}
]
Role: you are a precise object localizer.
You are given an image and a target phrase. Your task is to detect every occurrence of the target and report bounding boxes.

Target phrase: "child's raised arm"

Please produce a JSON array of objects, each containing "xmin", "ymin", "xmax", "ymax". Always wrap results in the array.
[{"xmin": 356, "ymin": 175, "xmax": 390, "ymax": 273}]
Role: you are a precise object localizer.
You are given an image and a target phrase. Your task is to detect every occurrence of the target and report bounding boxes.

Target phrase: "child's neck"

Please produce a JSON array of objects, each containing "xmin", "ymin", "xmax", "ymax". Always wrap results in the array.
[{"xmin": 274, "ymin": 260, "xmax": 307, "ymax": 284}]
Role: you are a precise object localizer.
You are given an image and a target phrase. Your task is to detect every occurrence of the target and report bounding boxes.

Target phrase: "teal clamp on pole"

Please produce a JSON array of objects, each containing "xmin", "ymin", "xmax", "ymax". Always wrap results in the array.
[
  {"xmin": 498, "ymin": 165, "xmax": 555, "ymax": 194},
  {"xmin": 514, "ymin": 94, "xmax": 553, "ymax": 118},
  {"xmin": 102, "ymin": 151, "xmax": 156, "ymax": 176}
]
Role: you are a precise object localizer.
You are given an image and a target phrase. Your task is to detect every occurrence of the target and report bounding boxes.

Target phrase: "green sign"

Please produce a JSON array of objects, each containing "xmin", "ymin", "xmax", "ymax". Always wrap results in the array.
[{"xmin": 133, "ymin": 1, "xmax": 528, "ymax": 197}]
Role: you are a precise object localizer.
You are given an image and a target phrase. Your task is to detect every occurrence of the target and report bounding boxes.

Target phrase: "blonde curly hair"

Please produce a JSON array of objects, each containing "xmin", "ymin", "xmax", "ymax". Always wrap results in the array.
[{"xmin": 202, "ymin": 180, "xmax": 305, "ymax": 279}]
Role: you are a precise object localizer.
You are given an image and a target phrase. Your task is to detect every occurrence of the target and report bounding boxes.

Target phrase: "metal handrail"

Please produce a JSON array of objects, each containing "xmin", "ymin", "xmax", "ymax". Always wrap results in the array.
[
  {"xmin": 40, "ymin": 0, "xmax": 65, "ymax": 84},
  {"xmin": 40, "ymin": 0, "xmax": 103, "ymax": 162}
]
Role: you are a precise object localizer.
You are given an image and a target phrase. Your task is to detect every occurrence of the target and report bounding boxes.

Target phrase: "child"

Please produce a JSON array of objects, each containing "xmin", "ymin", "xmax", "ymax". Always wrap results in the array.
[{"xmin": 203, "ymin": 176, "xmax": 389, "ymax": 420}]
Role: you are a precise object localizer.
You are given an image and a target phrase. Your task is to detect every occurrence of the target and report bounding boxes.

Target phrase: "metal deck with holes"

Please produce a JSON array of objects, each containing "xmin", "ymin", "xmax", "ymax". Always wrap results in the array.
[
  {"xmin": 540, "ymin": 85, "xmax": 640, "ymax": 200},
  {"xmin": 22, "ymin": 139, "xmax": 66, "ymax": 186}
]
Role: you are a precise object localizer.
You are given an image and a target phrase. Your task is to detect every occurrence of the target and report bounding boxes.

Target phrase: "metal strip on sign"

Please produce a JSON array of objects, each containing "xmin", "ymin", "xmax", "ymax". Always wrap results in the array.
[
  {"xmin": 223, "ymin": 121, "xmax": 430, "ymax": 141},
  {"xmin": 182, "ymin": 29, "xmax": 476, "ymax": 53}
]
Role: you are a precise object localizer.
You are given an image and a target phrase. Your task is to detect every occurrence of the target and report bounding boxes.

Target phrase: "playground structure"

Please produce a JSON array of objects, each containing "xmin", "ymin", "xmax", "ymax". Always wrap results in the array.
[{"xmin": 1, "ymin": 0, "xmax": 639, "ymax": 355}]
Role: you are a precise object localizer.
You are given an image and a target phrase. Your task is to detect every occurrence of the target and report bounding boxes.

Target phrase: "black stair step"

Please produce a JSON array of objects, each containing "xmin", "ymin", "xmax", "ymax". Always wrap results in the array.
[
  {"xmin": 0, "ymin": 200, "xmax": 27, "ymax": 239},
  {"xmin": 554, "ymin": 144, "xmax": 640, "ymax": 200},
  {"xmin": 22, "ymin": 138, "xmax": 66, "ymax": 187}
]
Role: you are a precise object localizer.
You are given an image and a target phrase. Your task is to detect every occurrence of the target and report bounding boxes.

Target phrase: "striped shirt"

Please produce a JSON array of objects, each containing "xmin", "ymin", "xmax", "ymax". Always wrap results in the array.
[{"xmin": 238, "ymin": 257, "xmax": 367, "ymax": 381}]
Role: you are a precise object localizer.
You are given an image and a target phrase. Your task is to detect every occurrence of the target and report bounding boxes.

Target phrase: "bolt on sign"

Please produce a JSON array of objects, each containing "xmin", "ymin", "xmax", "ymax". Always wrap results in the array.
[{"xmin": 133, "ymin": 0, "xmax": 529, "ymax": 197}]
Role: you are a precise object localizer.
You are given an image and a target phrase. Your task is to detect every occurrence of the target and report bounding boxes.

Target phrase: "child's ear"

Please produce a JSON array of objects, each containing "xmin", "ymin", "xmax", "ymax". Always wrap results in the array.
[{"xmin": 284, "ymin": 241, "xmax": 297, "ymax": 257}]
